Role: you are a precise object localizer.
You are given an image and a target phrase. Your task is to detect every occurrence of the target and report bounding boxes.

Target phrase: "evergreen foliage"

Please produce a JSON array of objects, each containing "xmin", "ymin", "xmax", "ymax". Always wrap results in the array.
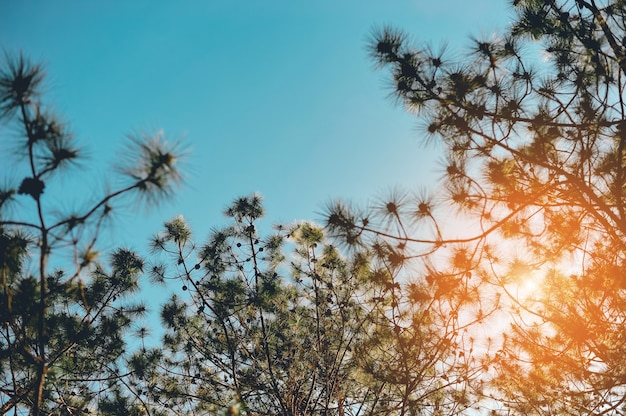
[
  {"xmin": 6, "ymin": 0, "xmax": 626, "ymax": 414},
  {"xmin": 0, "ymin": 53, "xmax": 183, "ymax": 415},
  {"xmin": 147, "ymin": 194, "xmax": 481, "ymax": 415},
  {"xmin": 325, "ymin": 0, "xmax": 626, "ymax": 413}
]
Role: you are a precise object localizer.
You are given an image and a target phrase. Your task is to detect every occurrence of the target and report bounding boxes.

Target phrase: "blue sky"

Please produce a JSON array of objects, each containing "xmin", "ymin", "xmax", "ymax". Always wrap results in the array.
[
  {"xmin": 0, "ymin": 1, "xmax": 517, "ymax": 364},
  {"xmin": 0, "ymin": 1, "xmax": 513, "ymax": 252}
]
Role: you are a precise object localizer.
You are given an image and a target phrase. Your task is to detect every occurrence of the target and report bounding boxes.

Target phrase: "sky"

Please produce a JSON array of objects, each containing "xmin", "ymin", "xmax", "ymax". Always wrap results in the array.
[
  {"xmin": 0, "ymin": 0, "xmax": 514, "ymax": 249},
  {"xmin": 1, "ymin": 2, "xmax": 516, "ymax": 346}
]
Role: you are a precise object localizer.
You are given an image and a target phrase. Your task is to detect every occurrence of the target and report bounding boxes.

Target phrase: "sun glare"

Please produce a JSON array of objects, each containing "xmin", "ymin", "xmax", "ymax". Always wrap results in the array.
[{"xmin": 516, "ymin": 268, "xmax": 543, "ymax": 298}]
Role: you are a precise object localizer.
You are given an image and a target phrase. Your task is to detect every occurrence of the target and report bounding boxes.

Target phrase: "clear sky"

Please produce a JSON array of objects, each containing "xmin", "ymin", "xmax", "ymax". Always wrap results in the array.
[
  {"xmin": 0, "ymin": 6, "xmax": 540, "ymax": 412},
  {"xmin": 0, "ymin": 0, "xmax": 514, "ymax": 250}
]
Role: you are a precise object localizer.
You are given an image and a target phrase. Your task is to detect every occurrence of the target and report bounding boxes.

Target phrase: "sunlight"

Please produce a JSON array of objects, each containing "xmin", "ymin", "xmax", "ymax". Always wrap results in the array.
[{"xmin": 516, "ymin": 268, "xmax": 543, "ymax": 298}]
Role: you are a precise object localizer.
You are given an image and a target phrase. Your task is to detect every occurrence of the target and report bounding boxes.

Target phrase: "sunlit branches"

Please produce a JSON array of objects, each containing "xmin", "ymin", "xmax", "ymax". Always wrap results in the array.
[{"xmin": 322, "ymin": 0, "xmax": 626, "ymax": 412}]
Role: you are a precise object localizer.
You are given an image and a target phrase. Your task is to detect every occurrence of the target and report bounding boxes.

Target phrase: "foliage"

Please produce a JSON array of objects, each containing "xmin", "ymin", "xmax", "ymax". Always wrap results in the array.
[
  {"xmin": 0, "ymin": 53, "xmax": 183, "ymax": 415},
  {"xmin": 324, "ymin": 0, "xmax": 626, "ymax": 413},
  {"xmin": 10, "ymin": 0, "xmax": 626, "ymax": 412},
  {"xmin": 0, "ymin": 52, "xmax": 486, "ymax": 416},
  {"xmin": 144, "ymin": 194, "xmax": 483, "ymax": 415},
  {"xmin": 145, "ymin": 195, "xmax": 370, "ymax": 415}
]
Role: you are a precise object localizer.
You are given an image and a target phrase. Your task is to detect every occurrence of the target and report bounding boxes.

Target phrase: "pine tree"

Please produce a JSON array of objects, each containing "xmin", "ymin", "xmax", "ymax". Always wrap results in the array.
[
  {"xmin": 145, "ymin": 194, "xmax": 376, "ymax": 415},
  {"xmin": 325, "ymin": 0, "xmax": 626, "ymax": 413},
  {"xmin": 0, "ymin": 53, "xmax": 183, "ymax": 415},
  {"xmin": 144, "ymin": 194, "xmax": 484, "ymax": 415}
]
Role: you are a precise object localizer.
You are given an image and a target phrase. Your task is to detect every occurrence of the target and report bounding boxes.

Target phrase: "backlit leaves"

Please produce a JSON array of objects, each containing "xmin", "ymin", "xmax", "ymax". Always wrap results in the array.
[{"xmin": 322, "ymin": 0, "xmax": 626, "ymax": 412}]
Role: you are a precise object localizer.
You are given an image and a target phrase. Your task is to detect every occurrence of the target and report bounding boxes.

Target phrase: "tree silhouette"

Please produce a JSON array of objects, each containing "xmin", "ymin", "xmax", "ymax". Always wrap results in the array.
[
  {"xmin": 325, "ymin": 0, "xmax": 626, "ymax": 413},
  {"xmin": 0, "ymin": 53, "xmax": 183, "ymax": 415}
]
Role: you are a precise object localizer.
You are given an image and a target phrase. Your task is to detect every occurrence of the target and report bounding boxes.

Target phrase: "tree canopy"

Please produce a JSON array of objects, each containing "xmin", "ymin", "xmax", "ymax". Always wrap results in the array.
[
  {"xmin": 5, "ymin": 0, "xmax": 626, "ymax": 414},
  {"xmin": 325, "ymin": 0, "xmax": 626, "ymax": 413},
  {"xmin": 0, "ymin": 53, "xmax": 183, "ymax": 415},
  {"xmin": 143, "ymin": 194, "xmax": 480, "ymax": 415}
]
